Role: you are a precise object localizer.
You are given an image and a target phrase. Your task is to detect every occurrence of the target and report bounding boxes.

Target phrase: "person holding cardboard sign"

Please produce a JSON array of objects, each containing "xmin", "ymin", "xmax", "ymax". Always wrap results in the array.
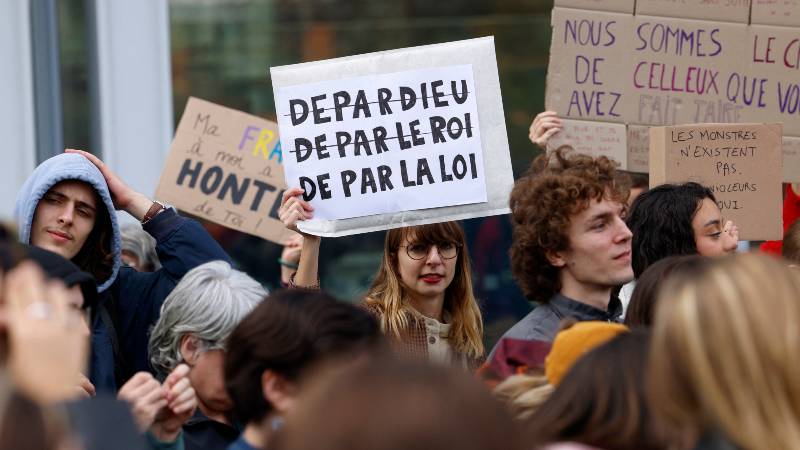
[
  {"xmin": 529, "ymin": 111, "xmax": 650, "ymax": 206},
  {"xmin": 489, "ymin": 150, "xmax": 633, "ymax": 357},
  {"xmin": 279, "ymin": 187, "xmax": 485, "ymax": 369}
]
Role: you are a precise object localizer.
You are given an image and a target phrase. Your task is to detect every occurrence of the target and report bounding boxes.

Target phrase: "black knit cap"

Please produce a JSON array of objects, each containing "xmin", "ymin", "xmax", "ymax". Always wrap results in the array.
[{"xmin": 0, "ymin": 243, "xmax": 98, "ymax": 311}]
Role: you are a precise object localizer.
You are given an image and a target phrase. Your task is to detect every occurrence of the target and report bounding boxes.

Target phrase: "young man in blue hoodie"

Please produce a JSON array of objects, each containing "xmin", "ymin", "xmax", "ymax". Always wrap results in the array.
[{"xmin": 15, "ymin": 149, "xmax": 231, "ymax": 392}]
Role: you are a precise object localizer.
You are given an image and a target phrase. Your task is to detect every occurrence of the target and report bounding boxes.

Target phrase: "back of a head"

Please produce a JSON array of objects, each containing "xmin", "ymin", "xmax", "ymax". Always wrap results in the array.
[
  {"xmin": 627, "ymin": 182, "xmax": 713, "ymax": 277},
  {"xmin": 624, "ymin": 255, "xmax": 709, "ymax": 328},
  {"xmin": 649, "ymin": 253, "xmax": 800, "ymax": 450},
  {"xmin": 224, "ymin": 289, "xmax": 383, "ymax": 426},
  {"xmin": 276, "ymin": 358, "xmax": 524, "ymax": 450},
  {"xmin": 782, "ymin": 219, "xmax": 800, "ymax": 263},
  {"xmin": 148, "ymin": 260, "xmax": 266, "ymax": 375},
  {"xmin": 526, "ymin": 331, "xmax": 667, "ymax": 450},
  {"xmin": 509, "ymin": 149, "xmax": 630, "ymax": 303}
]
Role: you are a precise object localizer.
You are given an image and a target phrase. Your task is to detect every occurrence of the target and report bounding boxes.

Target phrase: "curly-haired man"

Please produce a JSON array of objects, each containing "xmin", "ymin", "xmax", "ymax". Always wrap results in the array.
[{"xmin": 491, "ymin": 149, "xmax": 634, "ymax": 353}]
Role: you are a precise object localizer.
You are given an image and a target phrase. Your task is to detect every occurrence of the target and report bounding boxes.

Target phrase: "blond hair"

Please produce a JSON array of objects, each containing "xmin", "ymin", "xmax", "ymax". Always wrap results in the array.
[
  {"xmin": 365, "ymin": 222, "xmax": 484, "ymax": 358},
  {"xmin": 493, "ymin": 374, "xmax": 554, "ymax": 420},
  {"xmin": 649, "ymin": 253, "xmax": 800, "ymax": 450}
]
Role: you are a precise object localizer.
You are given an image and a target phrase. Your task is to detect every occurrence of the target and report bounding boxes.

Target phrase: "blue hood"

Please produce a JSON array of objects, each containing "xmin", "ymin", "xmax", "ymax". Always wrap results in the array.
[{"xmin": 15, "ymin": 153, "xmax": 122, "ymax": 293}]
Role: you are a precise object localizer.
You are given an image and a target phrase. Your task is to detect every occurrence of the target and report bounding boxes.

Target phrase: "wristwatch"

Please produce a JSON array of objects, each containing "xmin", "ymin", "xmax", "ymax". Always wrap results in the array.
[{"xmin": 141, "ymin": 201, "xmax": 166, "ymax": 224}]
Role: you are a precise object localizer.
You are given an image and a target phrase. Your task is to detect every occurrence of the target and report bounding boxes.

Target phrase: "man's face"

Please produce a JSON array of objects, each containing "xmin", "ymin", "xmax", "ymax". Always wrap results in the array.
[
  {"xmin": 553, "ymin": 197, "xmax": 634, "ymax": 292},
  {"xmin": 30, "ymin": 181, "xmax": 98, "ymax": 260}
]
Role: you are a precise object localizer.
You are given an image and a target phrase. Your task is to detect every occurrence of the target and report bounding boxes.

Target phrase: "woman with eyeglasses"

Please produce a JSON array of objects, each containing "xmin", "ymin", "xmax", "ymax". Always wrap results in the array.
[{"xmin": 279, "ymin": 187, "xmax": 485, "ymax": 370}]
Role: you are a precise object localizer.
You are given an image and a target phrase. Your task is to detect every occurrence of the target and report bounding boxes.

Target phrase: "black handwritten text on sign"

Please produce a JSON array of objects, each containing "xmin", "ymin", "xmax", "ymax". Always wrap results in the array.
[{"xmin": 274, "ymin": 65, "xmax": 488, "ymax": 221}]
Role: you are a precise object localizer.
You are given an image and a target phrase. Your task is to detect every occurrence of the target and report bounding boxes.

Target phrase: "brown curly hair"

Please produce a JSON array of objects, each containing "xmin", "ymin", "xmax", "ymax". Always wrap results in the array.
[{"xmin": 509, "ymin": 149, "xmax": 630, "ymax": 303}]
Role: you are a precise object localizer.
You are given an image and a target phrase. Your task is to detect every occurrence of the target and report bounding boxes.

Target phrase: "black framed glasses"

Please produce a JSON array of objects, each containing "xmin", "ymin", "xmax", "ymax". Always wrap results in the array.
[{"xmin": 399, "ymin": 241, "xmax": 462, "ymax": 260}]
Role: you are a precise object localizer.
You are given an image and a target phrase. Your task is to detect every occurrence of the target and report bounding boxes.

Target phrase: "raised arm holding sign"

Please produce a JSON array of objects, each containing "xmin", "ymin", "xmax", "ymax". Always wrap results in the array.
[{"xmin": 271, "ymin": 37, "xmax": 511, "ymax": 367}]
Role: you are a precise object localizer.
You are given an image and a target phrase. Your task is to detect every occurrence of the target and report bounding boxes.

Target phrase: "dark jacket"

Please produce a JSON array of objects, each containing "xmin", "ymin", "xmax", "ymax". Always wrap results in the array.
[
  {"xmin": 489, "ymin": 293, "xmax": 623, "ymax": 358},
  {"xmin": 16, "ymin": 153, "xmax": 231, "ymax": 391},
  {"xmin": 183, "ymin": 409, "xmax": 241, "ymax": 450},
  {"xmin": 96, "ymin": 209, "xmax": 231, "ymax": 389}
]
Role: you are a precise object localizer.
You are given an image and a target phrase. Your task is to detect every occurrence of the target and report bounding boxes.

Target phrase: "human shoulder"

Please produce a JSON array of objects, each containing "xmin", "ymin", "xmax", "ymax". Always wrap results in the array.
[{"xmin": 501, "ymin": 304, "xmax": 561, "ymax": 342}]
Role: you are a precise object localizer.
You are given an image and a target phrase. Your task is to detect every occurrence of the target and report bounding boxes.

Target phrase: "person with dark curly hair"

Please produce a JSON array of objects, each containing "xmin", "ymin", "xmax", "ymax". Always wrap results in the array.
[
  {"xmin": 626, "ymin": 182, "xmax": 738, "ymax": 279},
  {"xmin": 490, "ymin": 150, "xmax": 634, "ymax": 354}
]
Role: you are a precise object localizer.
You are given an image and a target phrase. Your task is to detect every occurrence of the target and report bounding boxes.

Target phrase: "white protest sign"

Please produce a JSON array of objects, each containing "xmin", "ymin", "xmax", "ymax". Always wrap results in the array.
[
  {"xmin": 271, "ymin": 37, "xmax": 514, "ymax": 237},
  {"xmin": 275, "ymin": 66, "xmax": 486, "ymax": 221}
]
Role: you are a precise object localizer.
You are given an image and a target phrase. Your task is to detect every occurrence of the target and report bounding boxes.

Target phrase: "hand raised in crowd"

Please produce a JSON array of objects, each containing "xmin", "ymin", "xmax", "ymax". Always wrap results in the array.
[
  {"xmin": 280, "ymin": 233, "xmax": 304, "ymax": 285},
  {"xmin": 118, "ymin": 371, "xmax": 168, "ymax": 432},
  {"xmin": 152, "ymin": 364, "xmax": 197, "ymax": 442},
  {"xmin": 528, "ymin": 111, "xmax": 563, "ymax": 149},
  {"xmin": 118, "ymin": 364, "xmax": 196, "ymax": 441},
  {"xmin": 282, "ymin": 233, "xmax": 304, "ymax": 264},
  {"xmin": 64, "ymin": 149, "xmax": 154, "ymax": 221},
  {"xmin": 278, "ymin": 187, "xmax": 315, "ymax": 234},
  {"xmin": 77, "ymin": 373, "xmax": 97, "ymax": 399},
  {"xmin": 3, "ymin": 262, "xmax": 89, "ymax": 404},
  {"xmin": 723, "ymin": 220, "xmax": 740, "ymax": 248}
]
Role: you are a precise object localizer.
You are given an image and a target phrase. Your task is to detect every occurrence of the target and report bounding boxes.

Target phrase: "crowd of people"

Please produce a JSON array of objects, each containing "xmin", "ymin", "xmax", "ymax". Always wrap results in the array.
[{"xmin": 0, "ymin": 111, "xmax": 799, "ymax": 450}]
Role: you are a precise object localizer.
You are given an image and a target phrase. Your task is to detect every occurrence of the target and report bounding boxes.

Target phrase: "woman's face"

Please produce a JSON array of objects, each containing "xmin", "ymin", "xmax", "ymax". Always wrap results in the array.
[
  {"xmin": 187, "ymin": 347, "xmax": 233, "ymax": 415},
  {"xmin": 692, "ymin": 198, "xmax": 738, "ymax": 256},
  {"xmin": 395, "ymin": 234, "xmax": 459, "ymax": 301}
]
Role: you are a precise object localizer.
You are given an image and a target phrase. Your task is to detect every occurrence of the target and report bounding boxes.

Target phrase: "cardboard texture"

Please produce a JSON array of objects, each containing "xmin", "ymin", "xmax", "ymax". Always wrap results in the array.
[
  {"xmin": 546, "ymin": 8, "xmax": 635, "ymax": 124},
  {"xmin": 635, "ymin": 0, "xmax": 750, "ymax": 23},
  {"xmin": 751, "ymin": 0, "xmax": 800, "ymax": 27},
  {"xmin": 155, "ymin": 97, "xmax": 292, "ymax": 245},
  {"xmin": 742, "ymin": 25, "xmax": 800, "ymax": 136},
  {"xmin": 627, "ymin": 125, "xmax": 650, "ymax": 173},
  {"xmin": 547, "ymin": 119, "xmax": 628, "ymax": 169},
  {"xmin": 649, "ymin": 123, "xmax": 783, "ymax": 240},
  {"xmin": 545, "ymin": 8, "xmax": 800, "ymax": 169},
  {"xmin": 554, "ymin": 0, "xmax": 635, "ymax": 13},
  {"xmin": 630, "ymin": 16, "xmax": 749, "ymax": 127},
  {"xmin": 783, "ymin": 137, "xmax": 800, "ymax": 182},
  {"xmin": 270, "ymin": 37, "xmax": 514, "ymax": 237}
]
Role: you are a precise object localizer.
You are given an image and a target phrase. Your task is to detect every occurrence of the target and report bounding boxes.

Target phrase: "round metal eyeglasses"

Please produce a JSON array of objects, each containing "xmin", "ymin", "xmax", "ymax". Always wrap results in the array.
[{"xmin": 399, "ymin": 242, "xmax": 462, "ymax": 260}]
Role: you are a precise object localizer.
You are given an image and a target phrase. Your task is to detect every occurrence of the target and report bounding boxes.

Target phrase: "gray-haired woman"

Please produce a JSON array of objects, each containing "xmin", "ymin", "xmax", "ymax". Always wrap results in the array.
[{"xmin": 148, "ymin": 260, "xmax": 266, "ymax": 450}]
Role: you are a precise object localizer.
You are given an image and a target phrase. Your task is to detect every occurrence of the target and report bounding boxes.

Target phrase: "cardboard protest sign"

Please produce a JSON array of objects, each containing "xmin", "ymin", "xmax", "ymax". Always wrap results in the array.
[
  {"xmin": 751, "ymin": 0, "xmax": 800, "ymax": 27},
  {"xmin": 742, "ymin": 25, "xmax": 800, "ymax": 136},
  {"xmin": 546, "ymin": 8, "xmax": 635, "ymax": 124},
  {"xmin": 635, "ymin": 0, "xmax": 750, "ymax": 23},
  {"xmin": 649, "ymin": 123, "xmax": 783, "ymax": 240},
  {"xmin": 630, "ymin": 16, "xmax": 748, "ymax": 127},
  {"xmin": 627, "ymin": 125, "xmax": 650, "ymax": 173},
  {"xmin": 546, "ymin": 119, "xmax": 628, "ymax": 169},
  {"xmin": 555, "ymin": 0, "xmax": 634, "ymax": 13},
  {"xmin": 544, "ymin": 7, "xmax": 800, "ymax": 170},
  {"xmin": 155, "ymin": 97, "xmax": 291, "ymax": 244},
  {"xmin": 271, "ymin": 37, "xmax": 514, "ymax": 237},
  {"xmin": 783, "ymin": 137, "xmax": 800, "ymax": 182}
]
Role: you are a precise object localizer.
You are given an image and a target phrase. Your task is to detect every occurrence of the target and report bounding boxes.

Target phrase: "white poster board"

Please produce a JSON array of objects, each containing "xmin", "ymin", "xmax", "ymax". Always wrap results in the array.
[{"xmin": 271, "ymin": 37, "xmax": 514, "ymax": 237}]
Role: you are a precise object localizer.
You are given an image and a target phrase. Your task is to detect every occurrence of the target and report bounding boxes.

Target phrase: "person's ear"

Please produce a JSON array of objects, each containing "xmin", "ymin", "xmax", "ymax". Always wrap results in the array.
[
  {"xmin": 261, "ymin": 370, "xmax": 297, "ymax": 415},
  {"xmin": 179, "ymin": 335, "xmax": 200, "ymax": 366},
  {"xmin": 546, "ymin": 249, "xmax": 567, "ymax": 268}
]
